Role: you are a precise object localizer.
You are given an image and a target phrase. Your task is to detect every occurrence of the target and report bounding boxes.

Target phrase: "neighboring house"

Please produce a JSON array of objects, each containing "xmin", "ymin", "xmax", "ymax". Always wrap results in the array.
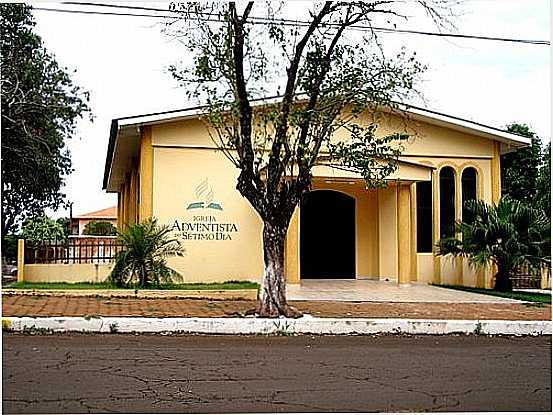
[
  {"xmin": 71, "ymin": 206, "xmax": 117, "ymax": 235},
  {"xmin": 102, "ymin": 103, "xmax": 529, "ymax": 288}
]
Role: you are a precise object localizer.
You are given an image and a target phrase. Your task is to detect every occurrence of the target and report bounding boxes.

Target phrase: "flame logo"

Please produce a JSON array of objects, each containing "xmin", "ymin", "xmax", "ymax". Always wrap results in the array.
[{"xmin": 187, "ymin": 178, "xmax": 223, "ymax": 210}]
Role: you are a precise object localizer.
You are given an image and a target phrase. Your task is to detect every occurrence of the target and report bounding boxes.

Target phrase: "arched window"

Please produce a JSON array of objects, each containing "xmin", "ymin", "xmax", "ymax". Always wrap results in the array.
[
  {"xmin": 416, "ymin": 180, "xmax": 433, "ymax": 253},
  {"xmin": 440, "ymin": 167, "xmax": 456, "ymax": 238},
  {"xmin": 462, "ymin": 167, "xmax": 478, "ymax": 223}
]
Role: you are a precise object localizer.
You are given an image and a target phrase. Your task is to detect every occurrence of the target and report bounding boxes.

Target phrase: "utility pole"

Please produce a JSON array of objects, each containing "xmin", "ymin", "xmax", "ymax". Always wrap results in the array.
[{"xmin": 68, "ymin": 202, "xmax": 74, "ymax": 235}]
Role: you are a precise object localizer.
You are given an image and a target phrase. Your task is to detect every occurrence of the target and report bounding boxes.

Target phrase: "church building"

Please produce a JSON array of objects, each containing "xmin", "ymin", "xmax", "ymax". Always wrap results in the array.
[{"xmin": 103, "ymin": 103, "xmax": 529, "ymax": 288}]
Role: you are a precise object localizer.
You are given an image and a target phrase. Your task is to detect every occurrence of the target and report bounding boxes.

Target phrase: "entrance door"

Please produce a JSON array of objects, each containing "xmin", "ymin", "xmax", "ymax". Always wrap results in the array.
[{"xmin": 300, "ymin": 190, "xmax": 356, "ymax": 279}]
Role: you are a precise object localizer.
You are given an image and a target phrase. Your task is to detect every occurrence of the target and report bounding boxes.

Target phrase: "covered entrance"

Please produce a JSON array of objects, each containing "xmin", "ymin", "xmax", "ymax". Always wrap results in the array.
[
  {"xmin": 284, "ymin": 159, "xmax": 434, "ymax": 285},
  {"xmin": 300, "ymin": 190, "xmax": 355, "ymax": 279}
]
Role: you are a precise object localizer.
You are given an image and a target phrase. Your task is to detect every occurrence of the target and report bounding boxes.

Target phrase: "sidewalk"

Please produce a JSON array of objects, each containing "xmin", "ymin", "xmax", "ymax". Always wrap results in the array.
[{"xmin": 2, "ymin": 294, "xmax": 550, "ymax": 320}]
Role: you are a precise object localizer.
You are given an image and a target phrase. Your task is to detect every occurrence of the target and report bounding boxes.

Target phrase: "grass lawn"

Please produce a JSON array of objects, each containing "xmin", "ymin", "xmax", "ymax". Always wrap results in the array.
[
  {"xmin": 435, "ymin": 284, "xmax": 551, "ymax": 304},
  {"xmin": 3, "ymin": 281, "xmax": 259, "ymax": 291}
]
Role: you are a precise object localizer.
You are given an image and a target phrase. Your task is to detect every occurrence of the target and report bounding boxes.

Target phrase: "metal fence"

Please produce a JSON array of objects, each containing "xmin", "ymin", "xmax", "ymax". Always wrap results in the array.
[
  {"xmin": 511, "ymin": 264, "xmax": 550, "ymax": 289},
  {"xmin": 24, "ymin": 238, "xmax": 123, "ymax": 264}
]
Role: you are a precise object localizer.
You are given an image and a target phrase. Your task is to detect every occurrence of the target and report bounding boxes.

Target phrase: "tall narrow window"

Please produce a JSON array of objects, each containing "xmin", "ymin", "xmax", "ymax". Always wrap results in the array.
[
  {"xmin": 416, "ymin": 180, "xmax": 433, "ymax": 253},
  {"xmin": 439, "ymin": 167, "xmax": 456, "ymax": 238},
  {"xmin": 462, "ymin": 167, "xmax": 478, "ymax": 223}
]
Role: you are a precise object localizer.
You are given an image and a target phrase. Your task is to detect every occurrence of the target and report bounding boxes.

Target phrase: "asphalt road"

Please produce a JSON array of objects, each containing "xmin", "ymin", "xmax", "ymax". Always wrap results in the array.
[{"xmin": 3, "ymin": 333, "xmax": 551, "ymax": 413}]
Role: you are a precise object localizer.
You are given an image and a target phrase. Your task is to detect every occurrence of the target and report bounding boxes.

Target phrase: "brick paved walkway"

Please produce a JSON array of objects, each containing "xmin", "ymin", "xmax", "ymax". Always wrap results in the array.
[{"xmin": 2, "ymin": 295, "xmax": 550, "ymax": 320}]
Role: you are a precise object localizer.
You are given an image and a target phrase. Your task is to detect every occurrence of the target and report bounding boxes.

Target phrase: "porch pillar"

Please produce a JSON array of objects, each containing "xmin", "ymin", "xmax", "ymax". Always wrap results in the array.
[
  {"xmin": 17, "ymin": 239, "xmax": 25, "ymax": 282},
  {"xmin": 139, "ymin": 126, "xmax": 153, "ymax": 222},
  {"xmin": 397, "ymin": 184, "xmax": 412, "ymax": 285},
  {"xmin": 285, "ymin": 206, "xmax": 300, "ymax": 284}
]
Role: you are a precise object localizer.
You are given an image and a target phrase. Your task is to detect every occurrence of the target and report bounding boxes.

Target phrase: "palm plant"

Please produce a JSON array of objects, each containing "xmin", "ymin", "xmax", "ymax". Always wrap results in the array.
[
  {"xmin": 437, "ymin": 197, "xmax": 550, "ymax": 292},
  {"xmin": 109, "ymin": 219, "xmax": 184, "ymax": 288}
]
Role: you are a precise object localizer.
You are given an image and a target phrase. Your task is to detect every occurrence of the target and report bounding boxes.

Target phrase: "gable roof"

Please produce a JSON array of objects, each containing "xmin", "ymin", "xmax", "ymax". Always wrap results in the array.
[
  {"xmin": 74, "ymin": 206, "xmax": 117, "ymax": 219},
  {"xmin": 103, "ymin": 99, "xmax": 531, "ymax": 191}
]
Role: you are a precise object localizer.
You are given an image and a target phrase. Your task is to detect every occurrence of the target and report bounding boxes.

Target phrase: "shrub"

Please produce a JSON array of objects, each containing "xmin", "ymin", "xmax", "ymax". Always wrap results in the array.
[
  {"xmin": 109, "ymin": 219, "xmax": 184, "ymax": 288},
  {"xmin": 83, "ymin": 220, "xmax": 117, "ymax": 236},
  {"xmin": 21, "ymin": 216, "xmax": 65, "ymax": 242},
  {"xmin": 437, "ymin": 197, "xmax": 550, "ymax": 292}
]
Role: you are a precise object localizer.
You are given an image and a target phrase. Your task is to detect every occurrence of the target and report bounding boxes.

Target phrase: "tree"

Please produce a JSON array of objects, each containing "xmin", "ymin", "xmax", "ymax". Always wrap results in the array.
[
  {"xmin": 21, "ymin": 216, "xmax": 66, "ymax": 242},
  {"xmin": 437, "ymin": 198, "xmax": 550, "ymax": 292},
  {"xmin": 83, "ymin": 220, "xmax": 117, "ymax": 236},
  {"xmin": 56, "ymin": 217, "xmax": 71, "ymax": 238},
  {"xmin": 535, "ymin": 142, "xmax": 551, "ymax": 217},
  {"xmin": 1, "ymin": 235, "xmax": 19, "ymax": 263},
  {"xmin": 109, "ymin": 219, "xmax": 184, "ymax": 288},
  {"xmin": 501, "ymin": 123, "xmax": 542, "ymax": 204},
  {"xmin": 1, "ymin": 4, "xmax": 90, "ymax": 239},
  {"xmin": 166, "ymin": 1, "xmax": 453, "ymax": 317}
]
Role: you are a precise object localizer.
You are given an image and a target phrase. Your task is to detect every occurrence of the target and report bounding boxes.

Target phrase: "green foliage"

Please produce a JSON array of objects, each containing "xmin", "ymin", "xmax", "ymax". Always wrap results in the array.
[
  {"xmin": 1, "ymin": 4, "xmax": 91, "ymax": 235},
  {"xmin": 501, "ymin": 123, "xmax": 543, "ymax": 204},
  {"xmin": 83, "ymin": 220, "xmax": 117, "ymax": 236},
  {"xmin": 329, "ymin": 127, "xmax": 408, "ymax": 188},
  {"xmin": 109, "ymin": 219, "xmax": 185, "ymax": 289},
  {"xmin": 56, "ymin": 217, "xmax": 71, "ymax": 238},
  {"xmin": 437, "ymin": 198, "xmax": 550, "ymax": 292},
  {"xmin": 21, "ymin": 216, "xmax": 66, "ymax": 242},
  {"xmin": 1, "ymin": 234, "xmax": 20, "ymax": 262}
]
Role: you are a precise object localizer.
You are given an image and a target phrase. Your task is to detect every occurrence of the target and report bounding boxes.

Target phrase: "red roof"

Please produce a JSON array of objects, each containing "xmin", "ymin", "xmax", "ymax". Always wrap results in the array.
[{"xmin": 74, "ymin": 206, "xmax": 117, "ymax": 219}]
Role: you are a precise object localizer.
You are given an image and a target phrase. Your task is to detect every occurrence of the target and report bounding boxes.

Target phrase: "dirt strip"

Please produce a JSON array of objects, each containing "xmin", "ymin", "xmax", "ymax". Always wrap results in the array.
[{"xmin": 2, "ymin": 295, "xmax": 551, "ymax": 320}]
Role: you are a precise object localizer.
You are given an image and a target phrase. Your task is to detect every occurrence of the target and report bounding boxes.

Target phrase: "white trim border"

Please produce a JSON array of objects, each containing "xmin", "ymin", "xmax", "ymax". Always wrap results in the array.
[{"xmin": 3, "ymin": 317, "xmax": 551, "ymax": 336}]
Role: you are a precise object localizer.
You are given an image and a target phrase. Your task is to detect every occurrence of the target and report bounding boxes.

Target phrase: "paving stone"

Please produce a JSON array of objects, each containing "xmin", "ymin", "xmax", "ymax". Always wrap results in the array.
[{"xmin": 2, "ymin": 295, "xmax": 550, "ymax": 320}]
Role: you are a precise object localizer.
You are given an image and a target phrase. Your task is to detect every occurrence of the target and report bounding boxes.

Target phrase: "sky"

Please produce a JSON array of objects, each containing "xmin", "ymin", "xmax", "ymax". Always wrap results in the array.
[{"xmin": 29, "ymin": 1, "xmax": 551, "ymax": 218}]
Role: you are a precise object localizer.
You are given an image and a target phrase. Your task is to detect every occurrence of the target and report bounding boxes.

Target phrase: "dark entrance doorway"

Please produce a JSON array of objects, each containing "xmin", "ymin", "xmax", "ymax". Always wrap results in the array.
[{"xmin": 300, "ymin": 190, "xmax": 356, "ymax": 279}]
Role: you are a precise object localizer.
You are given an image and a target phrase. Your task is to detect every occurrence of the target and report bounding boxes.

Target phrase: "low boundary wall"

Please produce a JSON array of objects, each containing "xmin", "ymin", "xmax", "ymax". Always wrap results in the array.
[{"xmin": 24, "ymin": 263, "xmax": 112, "ymax": 283}]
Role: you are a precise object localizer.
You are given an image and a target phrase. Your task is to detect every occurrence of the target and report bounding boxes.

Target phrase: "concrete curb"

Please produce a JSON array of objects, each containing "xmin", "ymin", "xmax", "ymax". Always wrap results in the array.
[{"xmin": 2, "ymin": 316, "xmax": 551, "ymax": 336}]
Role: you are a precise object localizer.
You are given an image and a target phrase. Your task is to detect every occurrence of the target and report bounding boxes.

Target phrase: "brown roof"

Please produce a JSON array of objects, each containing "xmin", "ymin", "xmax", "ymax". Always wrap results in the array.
[{"xmin": 74, "ymin": 206, "xmax": 117, "ymax": 219}]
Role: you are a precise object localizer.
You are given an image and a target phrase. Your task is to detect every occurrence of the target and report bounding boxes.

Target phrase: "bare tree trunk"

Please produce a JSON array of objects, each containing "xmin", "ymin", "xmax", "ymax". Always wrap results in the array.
[
  {"xmin": 257, "ymin": 222, "xmax": 302, "ymax": 318},
  {"xmin": 493, "ymin": 265, "xmax": 513, "ymax": 292}
]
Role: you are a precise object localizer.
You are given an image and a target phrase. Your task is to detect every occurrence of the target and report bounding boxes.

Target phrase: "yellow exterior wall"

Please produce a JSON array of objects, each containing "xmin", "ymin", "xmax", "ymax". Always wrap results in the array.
[
  {"xmin": 417, "ymin": 254, "xmax": 434, "ymax": 283},
  {"xmin": 107, "ymin": 110, "xmax": 506, "ymax": 285},
  {"xmin": 152, "ymin": 118, "xmax": 214, "ymax": 148},
  {"xmin": 372, "ymin": 113, "xmax": 494, "ymax": 159},
  {"xmin": 24, "ymin": 264, "xmax": 112, "ymax": 283},
  {"xmin": 462, "ymin": 261, "xmax": 478, "ymax": 287},
  {"xmin": 152, "ymin": 146, "xmax": 264, "ymax": 283}
]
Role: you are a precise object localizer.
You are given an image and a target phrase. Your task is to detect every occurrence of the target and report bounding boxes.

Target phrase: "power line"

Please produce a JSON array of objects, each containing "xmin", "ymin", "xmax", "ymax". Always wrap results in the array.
[
  {"xmin": 34, "ymin": 7, "xmax": 181, "ymax": 20},
  {"xmin": 33, "ymin": 3, "xmax": 550, "ymax": 46},
  {"xmin": 61, "ymin": 2, "xmax": 551, "ymax": 45}
]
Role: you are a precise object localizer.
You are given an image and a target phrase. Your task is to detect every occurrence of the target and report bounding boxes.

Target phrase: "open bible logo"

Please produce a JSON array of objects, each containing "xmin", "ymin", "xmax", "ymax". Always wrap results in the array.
[{"xmin": 186, "ymin": 178, "xmax": 223, "ymax": 211}]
